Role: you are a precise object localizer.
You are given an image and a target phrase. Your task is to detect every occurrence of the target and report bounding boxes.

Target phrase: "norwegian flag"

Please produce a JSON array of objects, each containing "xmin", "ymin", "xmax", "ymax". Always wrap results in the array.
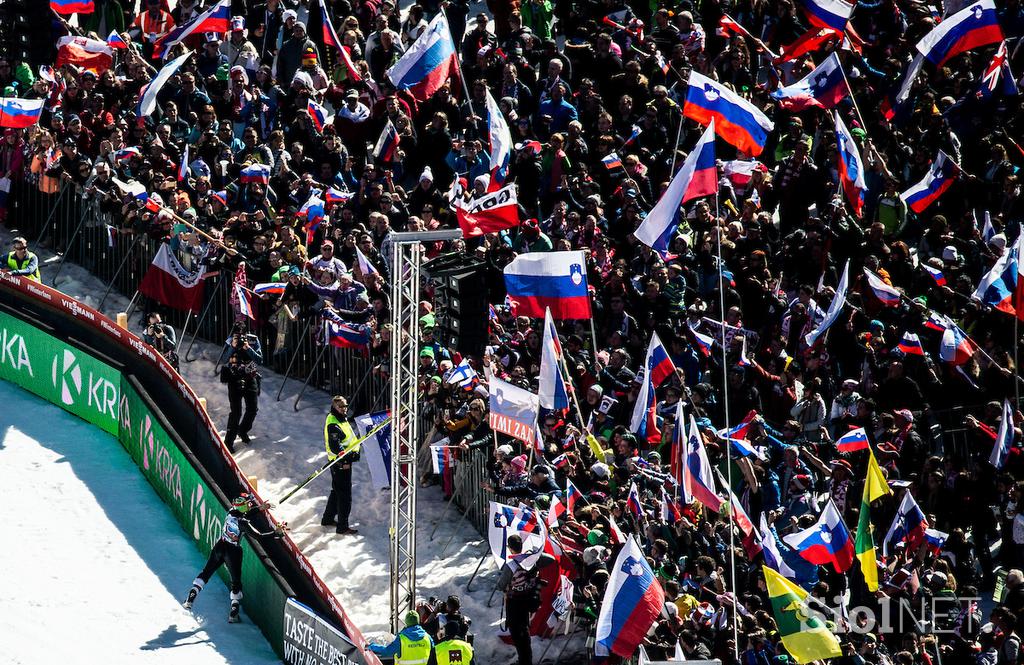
[{"xmin": 977, "ymin": 41, "xmax": 1018, "ymax": 100}]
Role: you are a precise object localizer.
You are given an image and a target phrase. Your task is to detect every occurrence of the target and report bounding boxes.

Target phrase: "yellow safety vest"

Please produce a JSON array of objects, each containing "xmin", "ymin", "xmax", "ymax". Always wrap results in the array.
[
  {"xmin": 434, "ymin": 638, "xmax": 473, "ymax": 665},
  {"xmin": 7, "ymin": 251, "xmax": 40, "ymax": 281},
  {"xmin": 323, "ymin": 413, "xmax": 356, "ymax": 461},
  {"xmin": 396, "ymin": 633, "xmax": 432, "ymax": 665}
]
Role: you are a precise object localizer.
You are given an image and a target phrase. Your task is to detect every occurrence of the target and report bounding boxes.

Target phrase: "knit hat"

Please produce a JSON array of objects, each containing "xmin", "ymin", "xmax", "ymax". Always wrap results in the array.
[
  {"xmin": 404, "ymin": 610, "xmax": 420, "ymax": 627},
  {"xmin": 791, "ymin": 474, "xmax": 811, "ymax": 491},
  {"xmin": 510, "ymin": 454, "xmax": 528, "ymax": 473}
]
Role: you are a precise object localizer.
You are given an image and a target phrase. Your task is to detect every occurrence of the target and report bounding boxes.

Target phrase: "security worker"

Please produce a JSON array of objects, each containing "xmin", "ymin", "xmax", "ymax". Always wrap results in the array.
[
  {"xmin": 321, "ymin": 396, "xmax": 360, "ymax": 535},
  {"xmin": 369, "ymin": 610, "xmax": 434, "ymax": 664},
  {"xmin": 2, "ymin": 237, "xmax": 40, "ymax": 282},
  {"xmin": 434, "ymin": 618, "xmax": 474, "ymax": 665}
]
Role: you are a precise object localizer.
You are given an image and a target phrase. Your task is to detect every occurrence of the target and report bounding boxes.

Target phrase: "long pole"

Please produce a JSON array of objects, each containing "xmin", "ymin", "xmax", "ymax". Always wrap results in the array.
[
  {"xmin": 714, "ymin": 195, "xmax": 739, "ymax": 661},
  {"xmin": 1016, "ymin": 316, "xmax": 1021, "ymax": 410},
  {"xmin": 441, "ymin": 8, "xmax": 476, "ymax": 118},
  {"xmin": 274, "ymin": 414, "xmax": 394, "ymax": 505},
  {"xmin": 669, "ymin": 109, "xmax": 685, "ymax": 175},
  {"xmin": 99, "ymin": 232, "xmax": 145, "ymax": 309},
  {"xmin": 841, "ymin": 66, "xmax": 894, "ymax": 179}
]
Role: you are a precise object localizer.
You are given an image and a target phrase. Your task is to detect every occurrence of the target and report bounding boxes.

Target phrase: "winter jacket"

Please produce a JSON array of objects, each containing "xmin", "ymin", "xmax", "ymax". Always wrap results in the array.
[{"xmin": 369, "ymin": 625, "xmax": 434, "ymax": 658}]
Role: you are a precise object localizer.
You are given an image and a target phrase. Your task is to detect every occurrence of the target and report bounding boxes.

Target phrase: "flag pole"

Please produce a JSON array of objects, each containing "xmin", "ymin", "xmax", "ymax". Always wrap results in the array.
[
  {"xmin": 441, "ymin": 8, "xmax": 476, "ymax": 118},
  {"xmin": 713, "ymin": 191, "xmax": 740, "ymax": 661},
  {"xmin": 840, "ymin": 65, "xmax": 893, "ymax": 179},
  {"xmin": 1015, "ymin": 316, "xmax": 1021, "ymax": 410},
  {"xmin": 669, "ymin": 108, "xmax": 685, "ymax": 175}
]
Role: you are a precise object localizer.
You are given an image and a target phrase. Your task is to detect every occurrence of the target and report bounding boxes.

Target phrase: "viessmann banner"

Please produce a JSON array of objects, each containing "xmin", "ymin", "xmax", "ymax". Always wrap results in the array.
[{"xmin": 0, "ymin": 311, "xmax": 120, "ymax": 435}]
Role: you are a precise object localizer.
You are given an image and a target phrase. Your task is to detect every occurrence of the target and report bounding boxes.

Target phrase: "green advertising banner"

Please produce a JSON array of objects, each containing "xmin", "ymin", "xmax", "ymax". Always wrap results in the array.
[
  {"xmin": 117, "ymin": 379, "xmax": 286, "ymax": 646},
  {"xmin": 0, "ymin": 311, "xmax": 119, "ymax": 436},
  {"xmin": 0, "ymin": 308, "xmax": 285, "ymax": 656}
]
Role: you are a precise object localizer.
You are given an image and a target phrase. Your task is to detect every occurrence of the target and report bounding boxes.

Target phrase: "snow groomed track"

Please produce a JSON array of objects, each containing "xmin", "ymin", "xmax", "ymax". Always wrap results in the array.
[{"xmin": 0, "ymin": 380, "xmax": 280, "ymax": 664}]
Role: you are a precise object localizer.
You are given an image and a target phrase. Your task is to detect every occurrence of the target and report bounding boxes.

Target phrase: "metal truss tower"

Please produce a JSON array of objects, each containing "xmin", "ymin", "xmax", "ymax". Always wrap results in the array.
[{"xmin": 387, "ymin": 230, "xmax": 461, "ymax": 632}]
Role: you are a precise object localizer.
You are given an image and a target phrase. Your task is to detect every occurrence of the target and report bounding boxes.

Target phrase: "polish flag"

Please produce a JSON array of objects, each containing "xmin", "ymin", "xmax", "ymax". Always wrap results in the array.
[
  {"xmin": 56, "ymin": 36, "xmax": 114, "ymax": 74},
  {"xmin": 139, "ymin": 244, "xmax": 208, "ymax": 313}
]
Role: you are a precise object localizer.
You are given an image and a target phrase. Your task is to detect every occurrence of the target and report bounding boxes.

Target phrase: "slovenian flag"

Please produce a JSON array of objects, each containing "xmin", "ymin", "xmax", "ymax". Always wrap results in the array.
[
  {"xmin": 685, "ymin": 72, "xmax": 774, "ymax": 156},
  {"xmin": 692, "ymin": 329, "xmax": 715, "ymax": 357},
  {"xmin": 801, "ymin": 0, "xmax": 854, "ymax": 32},
  {"xmin": 882, "ymin": 491, "xmax": 928, "ymax": 556},
  {"xmin": 318, "ymin": 0, "xmax": 360, "ymax": 81},
  {"xmin": 325, "ymin": 187, "xmax": 353, "ymax": 205},
  {"xmin": 972, "ymin": 240, "xmax": 1018, "ymax": 315},
  {"xmin": 503, "ymin": 250, "xmax": 591, "ymax": 319},
  {"xmin": 601, "ymin": 152, "xmax": 623, "ymax": 170},
  {"xmin": 240, "ymin": 163, "xmax": 271, "ymax": 184},
  {"xmin": 783, "ymin": 500, "xmax": 855, "ymax": 573},
  {"xmin": 155, "ymin": 0, "xmax": 231, "ymax": 59},
  {"xmin": 897, "ymin": 332, "xmax": 926, "ymax": 356},
  {"xmin": 138, "ymin": 52, "xmax": 192, "ymax": 118},
  {"xmin": 307, "ymin": 99, "xmax": 329, "ymax": 133},
  {"xmin": 234, "ymin": 283, "xmax": 255, "ymax": 320},
  {"xmin": 324, "ymin": 312, "xmax": 371, "ymax": 352},
  {"xmin": 430, "ymin": 444, "xmax": 453, "ymax": 476},
  {"xmin": 771, "ymin": 53, "xmax": 850, "ymax": 111},
  {"xmin": 923, "ymin": 264, "xmax": 947, "ymax": 286},
  {"xmin": 634, "ymin": 121, "xmax": 717, "ymax": 254},
  {"xmin": 939, "ymin": 322, "xmax": 978, "ymax": 365},
  {"xmin": 254, "ymin": 282, "xmax": 286, "ymax": 295},
  {"xmin": 836, "ymin": 427, "xmax": 870, "ymax": 452},
  {"xmin": 0, "ymin": 98, "xmax": 45, "ymax": 129},
  {"xmin": 386, "ymin": 13, "xmax": 458, "ymax": 100},
  {"xmin": 835, "ymin": 111, "xmax": 866, "ymax": 217},
  {"xmin": 485, "ymin": 89, "xmax": 512, "ymax": 189},
  {"xmin": 51, "ymin": 0, "xmax": 95, "ymax": 14},
  {"xmin": 107, "ymin": 31, "xmax": 128, "ymax": 49},
  {"xmin": 355, "ymin": 246, "xmax": 377, "ymax": 276},
  {"xmin": 682, "ymin": 415, "xmax": 722, "ymax": 511},
  {"xmin": 629, "ymin": 332, "xmax": 677, "ymax": 443},
  {"xmin": 863, "ymin": 268, "xmax": 901, "ymax": 306},
  {"xmin": 900, "ymin": 150, "xmax": 959, "ymax": 214},
  {"xmin": 594, "ymin": 537, "xmax": 665, "ymax": 658},
  {"xmin": 373, "ymin": 120, "xmax": 400, "ymax": 162},
  {"xmin": 990, "ymin": 398, "xmax": 1015, "ymax": 468},
  {"xmin": 916, "ymin": 0, "xmax": 1003, "ymax": 67},
  {"xmin": 626, "ymin": 482, "xmax": 643, "ymax": 518},
  {"xmin": 178, "ymin": 144, "xmax": 189, "ymax": 182},
  {"xmin": 538, "ymin": 308, "xmax": 570, "ymax": 410}
]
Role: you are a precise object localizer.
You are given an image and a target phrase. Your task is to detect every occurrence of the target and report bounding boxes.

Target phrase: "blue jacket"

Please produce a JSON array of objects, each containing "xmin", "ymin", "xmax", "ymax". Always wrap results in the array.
[{"xmin": 369, "ymin": 625, "xmax": 434, "ymax": 657}]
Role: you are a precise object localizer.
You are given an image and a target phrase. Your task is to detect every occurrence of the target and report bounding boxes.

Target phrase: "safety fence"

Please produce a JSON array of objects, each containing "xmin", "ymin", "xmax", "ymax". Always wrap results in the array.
[
  {"xmin": 12, "ymin": 180, "xmax": 388, "ymax": 415},
  {"xmin": 14, "ymin": 179, "xmax": 492, "ymax": 536}
]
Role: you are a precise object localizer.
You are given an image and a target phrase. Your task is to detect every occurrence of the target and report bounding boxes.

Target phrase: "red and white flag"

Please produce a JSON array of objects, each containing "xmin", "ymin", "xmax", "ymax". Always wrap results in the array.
[
  {"xmin": 454, "ymin": 183, "xmax": 521, "ymax": 237},
  {"xmin": 56, "ymin": 36, "xmax": 114, "ymax": 74},
  {"xmin": 139, "ymin": 244, "xmax": 208, "ymax": 313}
]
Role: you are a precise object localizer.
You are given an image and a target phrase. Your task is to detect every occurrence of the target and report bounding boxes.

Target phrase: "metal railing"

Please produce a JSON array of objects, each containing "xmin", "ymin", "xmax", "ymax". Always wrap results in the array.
[{"xmin": 14, "ymin": 180, "xmax": 522, "ymax": 552}]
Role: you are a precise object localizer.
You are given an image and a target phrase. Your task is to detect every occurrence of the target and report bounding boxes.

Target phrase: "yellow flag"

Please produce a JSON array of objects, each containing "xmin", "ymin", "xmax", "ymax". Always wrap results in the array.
[
  {"xmin": 763, "ymin": 566, "xmax": 842, "ymax": 663},
  {"xmin": 586, "ymin": 433, "xmax": 605, "ymax": 461},
  {"xmin": 855, "ymin": 450, "xmax": 892, "ymax": 591}
]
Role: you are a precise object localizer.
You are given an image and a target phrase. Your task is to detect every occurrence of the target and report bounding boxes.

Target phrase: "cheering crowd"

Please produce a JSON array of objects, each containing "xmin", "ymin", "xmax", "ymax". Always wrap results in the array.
[{"xmin": 5, "ymin": 0, "xmax": 1024, "ymax": 662}]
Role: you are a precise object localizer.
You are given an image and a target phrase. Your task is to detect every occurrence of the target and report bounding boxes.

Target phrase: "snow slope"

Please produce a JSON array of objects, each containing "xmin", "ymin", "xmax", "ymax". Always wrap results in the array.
[
  {"xmin": 0, "ymin": 380, "xmax": 280, "ymax": 665},
  {"xmin": 0, "ymin": 228, "xmax": 515, "ymax": 663}
]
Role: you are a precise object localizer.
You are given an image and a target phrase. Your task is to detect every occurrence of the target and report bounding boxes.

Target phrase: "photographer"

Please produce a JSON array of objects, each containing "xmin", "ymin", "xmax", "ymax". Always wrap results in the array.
[
  {"xmin": 142, "ymin": 312, "xmax": 179, "ymax": 369},
  {"xmin": 497, "ymin": 533, "xmax": 556, "ymax": 665},
  {"xmin": 220, "ymin": 320, "xmax": 263, "ymax": 452}
]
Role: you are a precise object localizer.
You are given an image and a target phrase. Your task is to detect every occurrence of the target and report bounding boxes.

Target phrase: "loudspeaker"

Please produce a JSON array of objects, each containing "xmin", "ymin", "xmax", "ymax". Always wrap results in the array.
[{"xmin": 423, "ymin": 253, "xmax": 488, "ymax": 356}]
